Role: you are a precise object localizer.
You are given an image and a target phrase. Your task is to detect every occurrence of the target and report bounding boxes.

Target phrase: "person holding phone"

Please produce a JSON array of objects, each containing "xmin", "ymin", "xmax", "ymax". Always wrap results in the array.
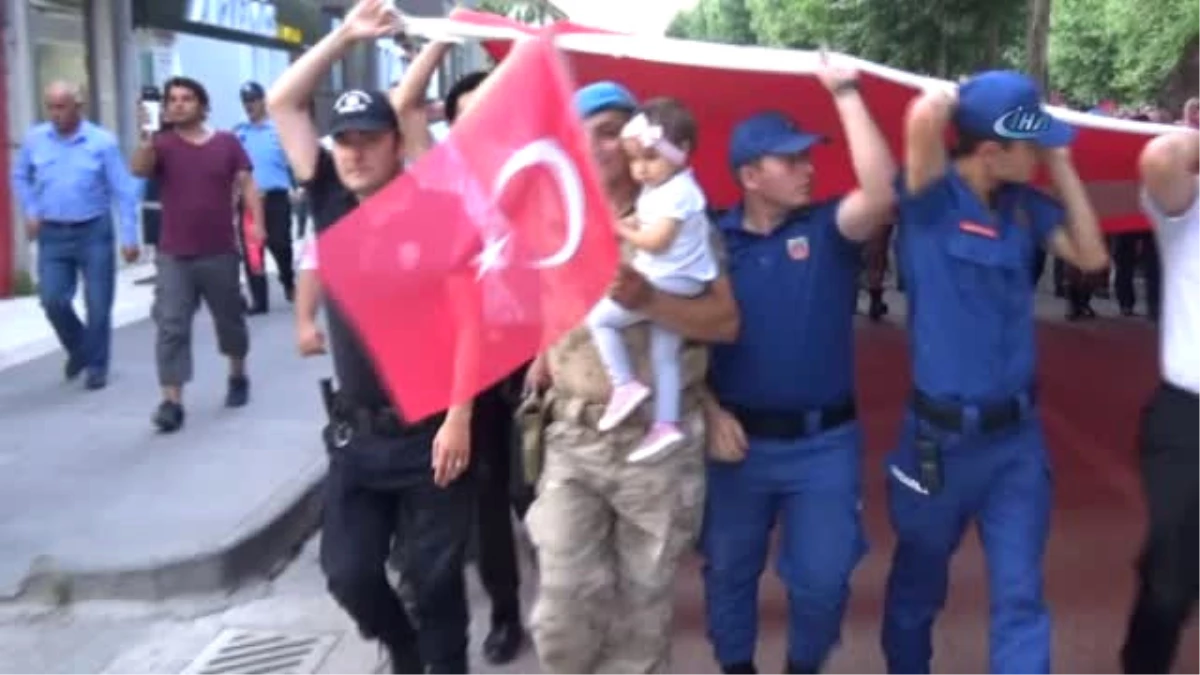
[{"xmin": 130, "ymin": 76, "xmax": 265, "ymax": 434}]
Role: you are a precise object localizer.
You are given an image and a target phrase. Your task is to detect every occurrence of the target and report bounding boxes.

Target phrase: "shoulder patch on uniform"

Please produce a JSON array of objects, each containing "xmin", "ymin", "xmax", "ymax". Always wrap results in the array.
[{"xmin": 786, "ymin": 235, "xmax": 810, "ymax": 260}]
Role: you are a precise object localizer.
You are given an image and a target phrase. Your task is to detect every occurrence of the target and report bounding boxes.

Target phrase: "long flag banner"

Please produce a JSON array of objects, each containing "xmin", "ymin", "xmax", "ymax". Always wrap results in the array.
[
  {"xmin": 416, "ymin": 9, "xmax": 1181, "ymax": 233},
  {"xmin": 317, "ymin": 34, "xmax": 620, "ymax": 421}
]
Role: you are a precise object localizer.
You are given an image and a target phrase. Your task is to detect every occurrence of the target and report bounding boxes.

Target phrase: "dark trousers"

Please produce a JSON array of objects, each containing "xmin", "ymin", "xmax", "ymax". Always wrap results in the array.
[
  {"xmin": 473, "ymin": 387, "xmax": 523, "ymax": 625},
  {"xmin": 1113, "ymin": 232, "xmax": 1161, "ymax": 316},
  {"xmin": 241, "ymin": 190, "xmax": 295, "ymax": 310},
  {"xmin": 37, "ymin": 217, "xmax": 116, "ymax": 375},
  {"xmin": 1122, "ymin": 383, "xmax": 1199, "ymax": 673},
  {"xmin": 864, "ymin": 224, "xmax": 894, "ymax": 292},
  {"xmin": 320, "ymin": 425, "xmax": 474, "ymax": 673}
]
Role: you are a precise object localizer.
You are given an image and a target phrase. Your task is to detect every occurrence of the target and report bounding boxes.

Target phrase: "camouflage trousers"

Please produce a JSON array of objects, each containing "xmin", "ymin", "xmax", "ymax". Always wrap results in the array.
[{"xmin": 525, "ymin": 395, "xmax": 706, "ymax": 673}]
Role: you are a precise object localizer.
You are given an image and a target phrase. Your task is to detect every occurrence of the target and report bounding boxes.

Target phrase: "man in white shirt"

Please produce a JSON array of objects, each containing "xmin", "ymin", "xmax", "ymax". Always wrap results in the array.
[{"xmin": 1120, "ymin": 127, "xmax": 1199, "ymax": 675}]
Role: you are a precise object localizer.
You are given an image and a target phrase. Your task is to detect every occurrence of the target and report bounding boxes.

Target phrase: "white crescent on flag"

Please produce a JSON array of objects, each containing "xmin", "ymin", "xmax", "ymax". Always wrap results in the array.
[
  {"xmin": 492, "ymin": 138, "xmax": 587, "ymax": 270},
  {"xmin": 408, "ymin": 11, "xmax": 1182, "ymax": 233}
]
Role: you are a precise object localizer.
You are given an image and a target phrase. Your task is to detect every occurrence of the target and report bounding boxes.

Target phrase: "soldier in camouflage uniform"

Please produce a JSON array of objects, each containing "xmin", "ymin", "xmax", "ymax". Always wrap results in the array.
[{"xmin": 523, "ymin": 82, "xmax": 740, "ymax": 673}]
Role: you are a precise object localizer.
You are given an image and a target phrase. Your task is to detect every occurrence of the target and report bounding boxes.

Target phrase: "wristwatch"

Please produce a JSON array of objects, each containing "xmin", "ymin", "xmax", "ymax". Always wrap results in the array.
[{"xmin": 832, "ymin": 80, "xmax": 860, "ymax": 96}]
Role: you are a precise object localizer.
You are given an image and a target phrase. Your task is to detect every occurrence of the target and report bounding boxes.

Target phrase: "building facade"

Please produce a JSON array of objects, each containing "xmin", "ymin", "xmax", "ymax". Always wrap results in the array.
[{"xmin": 1, "ymin": 0, "xmax": 485, "ymax": 296}]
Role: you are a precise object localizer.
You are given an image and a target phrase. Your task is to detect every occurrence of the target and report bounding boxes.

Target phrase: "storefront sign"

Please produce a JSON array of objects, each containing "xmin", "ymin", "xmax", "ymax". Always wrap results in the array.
[{"xmin": 134, "ymin": 0, "xmax": 325, "ymax": 50}]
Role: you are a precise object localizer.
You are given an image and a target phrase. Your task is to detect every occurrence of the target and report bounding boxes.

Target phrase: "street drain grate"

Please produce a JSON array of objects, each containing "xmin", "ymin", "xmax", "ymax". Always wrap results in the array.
[{"xmin": 182, "ymin": 629, "xmax": 339, "ymax": 674}]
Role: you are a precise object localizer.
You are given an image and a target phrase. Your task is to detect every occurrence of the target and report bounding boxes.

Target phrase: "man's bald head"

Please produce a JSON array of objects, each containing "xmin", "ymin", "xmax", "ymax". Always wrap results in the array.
[{"xmin": 43, "ymin": 80, "xmax": 83, "ymax": 134}]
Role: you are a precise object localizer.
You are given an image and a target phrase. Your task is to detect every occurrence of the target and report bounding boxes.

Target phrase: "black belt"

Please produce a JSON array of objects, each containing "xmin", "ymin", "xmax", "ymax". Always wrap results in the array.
[
  {"xmin": 725, "ymin": 399, "xmax": 857, "ymax": 440},
  {"xmin": 333, "ymin": 399, "xmax": 443, "ymax": 438},
  {"xmin": 912, "ymin": 389, "xmax": 1033, "ymax": 434},
  {"xmin": 44, "ymin": 218, "xmax": 98, "ymax": 228}
]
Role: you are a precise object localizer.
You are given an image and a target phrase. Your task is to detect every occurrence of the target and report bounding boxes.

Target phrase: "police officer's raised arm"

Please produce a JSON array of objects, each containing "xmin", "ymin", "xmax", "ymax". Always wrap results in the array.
[
  {"xmin": 903, "ymin": 85, "xmax": 957, "ymax": 195},
  {"xmin": 1139, "ymin": 128, "xmax": 1200, "ymax": 218},
  {"xmin": 815, "ymin": 54, "xmax": 898, "ymax": 242},
  {"xmin": 267, "ymin": 0, "xmax": 401, "ymax": 182},
  {"xmin": 389, "ymin": 40, "xmax": 451, "ymax": 164}
]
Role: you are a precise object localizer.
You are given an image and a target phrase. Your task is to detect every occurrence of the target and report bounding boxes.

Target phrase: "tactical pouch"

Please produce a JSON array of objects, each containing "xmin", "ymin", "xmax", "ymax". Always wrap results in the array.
[
  {"xmin": 915, "ymin": 432, "xmax": 944, "ymax": 495},
  {"xmin": 514, "ymin": 388, "xmax": 554, "ymax": 487}
]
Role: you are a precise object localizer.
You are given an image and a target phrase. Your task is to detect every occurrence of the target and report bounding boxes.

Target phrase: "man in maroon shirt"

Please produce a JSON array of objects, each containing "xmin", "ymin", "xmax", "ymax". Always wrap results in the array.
[{"xmin": 131, "ymin": 76, "xmax": 265, "ymax": 433}]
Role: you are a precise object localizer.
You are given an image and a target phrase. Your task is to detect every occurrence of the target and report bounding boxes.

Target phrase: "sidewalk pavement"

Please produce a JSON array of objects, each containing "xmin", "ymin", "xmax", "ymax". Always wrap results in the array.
[
  {"xmin": 0, "ymin": 268, "xmax": 329, "ymax": 603},
  {"xmin": 0, "ymin": 261, "xmax": 157, "ymax": 372}
]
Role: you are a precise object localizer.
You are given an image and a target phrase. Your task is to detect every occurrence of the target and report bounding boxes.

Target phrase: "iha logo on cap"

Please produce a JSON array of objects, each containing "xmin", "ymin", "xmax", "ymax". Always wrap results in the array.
[
  {"xmin": 993, "ymin": 107, "xmax": 1051, "ymax": 139},
  {"xmin": 786, "ymin": 235, "xmax": 810, "ymax": 260}
]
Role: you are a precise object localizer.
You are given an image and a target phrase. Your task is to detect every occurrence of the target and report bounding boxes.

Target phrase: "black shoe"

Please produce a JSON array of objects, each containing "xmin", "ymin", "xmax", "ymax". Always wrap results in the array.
[
  {"xmin": 246, "ymin": 304, "xmax": 268, "ymax": 316},
  {"xmin": 386, "ymin": 641, "xmax": 422, "ymax": 674},
  {"xmin": 868, "ymin": 291, "xmax": 889, "ymax": 322},
  {"xmin": 786, "ymin": 661, "xmax": 819, "ymax": 674},
  {"xmin": 64, "ymin": 355, "xmax": 85, "ymax": 381},
  {"xmin": 84, "ymin": 370, "xmax": 107, "ymax": 390},
  {"xmin": 225, "ymin": 375, "xmax": 250, "ymax": 408},
  {"xmin": 153, "ymin": 400, "xmax": 185, "ymax": 433},
  {"xmin": 482, "ymin": 617, "xmax": 525, "ymax": 665},
  {"xmin": 1120, "ymin": 305, "xmax": 1135, "ymax": 317},
  {"xmin": 722, "ymin": 662, "xmax": 757, "ymax": 674},
  {"xmin": 283, "ymin": 284, "xmax": 295, "ymax": 303}
]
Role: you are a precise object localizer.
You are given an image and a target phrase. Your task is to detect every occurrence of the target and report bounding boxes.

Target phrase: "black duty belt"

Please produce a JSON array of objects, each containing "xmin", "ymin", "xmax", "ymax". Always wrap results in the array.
[
  {"xmin": 912, "ymin": 389, "xmax": 1033, "ymax": 434},
  {"xmin": 334, "ymin": 400, "xmax": 443, "ymax": 439},
  {"xmin": 725, "ymin": 399, "xmax": 857, "ymax": 440}
]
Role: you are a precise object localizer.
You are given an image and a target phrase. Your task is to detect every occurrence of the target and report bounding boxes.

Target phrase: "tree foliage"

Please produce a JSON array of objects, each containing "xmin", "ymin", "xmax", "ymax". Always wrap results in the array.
[
  {"xmin": 475, "ymin": 0, "xmax": 567, "ymax": 26},
  {"xmin": 670, "ymin": 0, "xmax": 1026, "ymax": 78},
  {"xmin": 667, "ymin": 0, "xmax": 1198, "ymax": 105},
  {"xmin": 1048, "ymin": 0, "xmax": 1199, "ymax": 105}
]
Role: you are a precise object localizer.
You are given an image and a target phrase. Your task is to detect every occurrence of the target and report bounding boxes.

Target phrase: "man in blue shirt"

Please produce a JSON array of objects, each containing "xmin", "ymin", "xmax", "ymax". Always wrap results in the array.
[
  {"xmin": 701, "ymin": 57, "xmax": 897, "ymax": 674},
  {"xmin": 11, "ymin": 80, "xmax": 140, "ymax": 390},
  {"xmin": 882, "ymin": 71, "xmax": 1108, "ymax": 674},
  {"xmin": 235, "ymin": 81, "xmax": 296, "ymax": 313}
]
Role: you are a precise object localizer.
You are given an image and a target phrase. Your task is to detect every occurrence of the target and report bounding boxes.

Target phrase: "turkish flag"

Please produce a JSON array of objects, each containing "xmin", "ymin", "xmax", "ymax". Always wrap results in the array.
[
  {"xmin": 438, "ymin": 9, "xmax": 1175, "ymax": 233},
  {"xmin": 317, "ymin": 35, "xmax": 620, "ymax": 421},
  {"xmin": 241, "ymin": 208, "xmax": 264, "ymax": 275}
]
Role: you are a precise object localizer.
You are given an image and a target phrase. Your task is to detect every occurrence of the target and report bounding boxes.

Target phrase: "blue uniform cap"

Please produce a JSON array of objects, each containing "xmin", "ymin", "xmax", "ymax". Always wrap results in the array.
[
  {"xmin": 955, "ymin": 70, "xmax": 1076, "ymax": 148},
  {"xmin": 574, "ymin": 81, "xmax": 638, "ymax": 119},
  {"xmin": 728, "ymin": 111, "xmax": 825, "ymax": 170}
]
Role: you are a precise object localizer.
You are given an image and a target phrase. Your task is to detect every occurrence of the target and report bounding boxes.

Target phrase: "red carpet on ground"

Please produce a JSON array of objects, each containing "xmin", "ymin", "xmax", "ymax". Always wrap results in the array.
[{"xmin": 666, "ymin": 317, "xmax": 1198, "ymax": 673}]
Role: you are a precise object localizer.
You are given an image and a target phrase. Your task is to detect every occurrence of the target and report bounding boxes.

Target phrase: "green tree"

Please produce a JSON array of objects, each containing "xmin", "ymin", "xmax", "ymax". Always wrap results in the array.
[
  {"xmin": 665, "ymin": 10, "xmax": 699, "ymax": 39},
  {"xmin": 664, "ymin": 0, "xmax": 754, "ymax": 44},
  {"xmin": 1049, "ymin": 0, "xmax": 1198, "ymax": 106},
  {"xmin": 476, "ymin": 0, "xmax": 567, "ymax": 26}
]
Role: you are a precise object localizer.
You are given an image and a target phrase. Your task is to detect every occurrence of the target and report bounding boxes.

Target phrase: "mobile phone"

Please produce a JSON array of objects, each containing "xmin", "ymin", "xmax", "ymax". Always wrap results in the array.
[{"xmin": 140, "ymin": 86, "xmax": 161, "ymax": 133}]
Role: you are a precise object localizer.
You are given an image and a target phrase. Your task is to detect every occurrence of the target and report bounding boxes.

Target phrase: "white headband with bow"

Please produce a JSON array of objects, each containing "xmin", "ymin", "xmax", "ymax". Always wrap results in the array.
[{"xmin": 620, "ymin": 114, "xmax": 689, "ymax": 166}]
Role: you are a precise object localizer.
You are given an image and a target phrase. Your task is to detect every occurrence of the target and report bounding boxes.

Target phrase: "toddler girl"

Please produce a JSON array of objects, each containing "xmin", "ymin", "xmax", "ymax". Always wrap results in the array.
[{"xmin": 587, "ymin": 97, "xmax": 718, "ymax": 462}]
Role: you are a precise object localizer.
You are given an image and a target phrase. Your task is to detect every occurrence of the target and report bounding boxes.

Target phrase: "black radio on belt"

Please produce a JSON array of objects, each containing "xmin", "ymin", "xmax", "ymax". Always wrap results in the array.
[{"xmin": 915, "ymin": 434, "xmax": 943, "ymax": 495}]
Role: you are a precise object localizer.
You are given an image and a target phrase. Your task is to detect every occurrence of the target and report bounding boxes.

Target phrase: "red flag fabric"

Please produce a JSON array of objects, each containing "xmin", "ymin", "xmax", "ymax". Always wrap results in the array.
[
  {"xmin": 316, "ymin": 35, "xmax": 620, "ymax": 421},
  {"xmin": 440, "ymin": 9, "xmax": 1176, "ymax": 233},
  {"xmin": 242, "ymin": 209, "xmax": 264, "ymax": 275}
]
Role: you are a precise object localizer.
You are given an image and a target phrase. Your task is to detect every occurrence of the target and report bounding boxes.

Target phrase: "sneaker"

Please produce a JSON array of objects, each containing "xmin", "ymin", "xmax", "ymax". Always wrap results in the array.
[
  {"xmin": 628, "ymin": 422, "xmax": 685, "ymax": 463},
  {"xmin": 596, "ymin": 381, "xmax": 651, "ymax": 432},
  {"xmin": 153, "ymin": 400, "xmax": 185, "ymax": 433},
  {"xmin": 225, "ymin": 375, "xmax": 250, "ymax": 408}
]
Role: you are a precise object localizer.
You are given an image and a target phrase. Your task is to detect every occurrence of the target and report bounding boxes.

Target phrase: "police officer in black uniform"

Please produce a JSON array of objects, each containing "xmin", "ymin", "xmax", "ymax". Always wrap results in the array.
[{"xmin": 265, "ymin": 2, "xmax": 475, "ymax": 672}]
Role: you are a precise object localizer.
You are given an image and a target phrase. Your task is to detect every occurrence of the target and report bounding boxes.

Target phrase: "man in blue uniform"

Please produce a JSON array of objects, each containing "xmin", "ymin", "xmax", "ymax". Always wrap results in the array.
[
  {"xmin": 882, "ymin": 71, "xmax": 1108, "ymax": 674},
  {"xmin": 701, "ymin": 57, "xmax": 897, "ymax": 674},
  {"xmin": 235, "ymin": 81, "xmax": 296, "ymax": 313}
]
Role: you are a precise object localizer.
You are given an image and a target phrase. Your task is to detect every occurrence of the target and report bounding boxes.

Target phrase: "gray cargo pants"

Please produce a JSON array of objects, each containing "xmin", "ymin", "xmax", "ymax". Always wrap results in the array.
[{"xmin": 153, "ymin": 253, "xmax": 249, "ymax": 387}]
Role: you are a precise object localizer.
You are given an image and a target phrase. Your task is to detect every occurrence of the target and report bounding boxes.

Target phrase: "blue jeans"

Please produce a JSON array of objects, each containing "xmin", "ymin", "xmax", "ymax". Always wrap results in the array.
[{"xmin": 37, "ymin": 216, "xmax": 116, "ymax": 375}]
